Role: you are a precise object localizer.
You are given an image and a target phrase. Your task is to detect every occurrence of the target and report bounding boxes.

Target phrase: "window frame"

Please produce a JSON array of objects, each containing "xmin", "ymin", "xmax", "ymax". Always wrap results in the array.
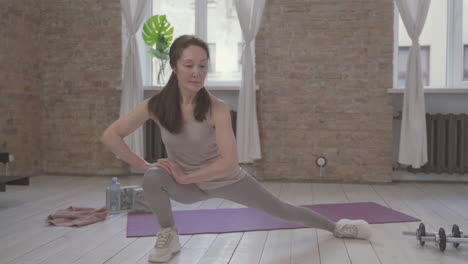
[
  {"xmin": 143, "ymin": 0, "xmax": 242, "ymax": 90},
  {"xmin": 397, "ymin": 45, "xmax": 431, "ymax": 88},
  {"xmin": 393, "ymin": 0, "xmax": 468, "ymax": 89}
]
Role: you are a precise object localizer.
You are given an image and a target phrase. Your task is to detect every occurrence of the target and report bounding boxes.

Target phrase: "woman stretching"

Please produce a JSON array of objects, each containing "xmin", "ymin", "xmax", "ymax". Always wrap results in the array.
[{"xmin": 101, "ymin": 35, "xmax": 371, "ymax": 263}]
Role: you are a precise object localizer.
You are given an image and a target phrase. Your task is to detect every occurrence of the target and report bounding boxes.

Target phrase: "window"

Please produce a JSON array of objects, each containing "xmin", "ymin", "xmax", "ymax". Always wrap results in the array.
[
  {"xmin": 465, "ymin": 45, "xmax": 468, "ymax": 80},
  {"xmin": 208, "ymin": 43, "xmax": 216, "ymax": 73},
  {"xmin": 237, "ymin": 42, "xmax": 243, "ymax": 72},
  {"xmin": 464, "ymin": 0, "xmax": 468, "ymax": 81},
  {"xmin": 398, "ymin": 46, "xmax": 430, "ymax": 87},
  {"xmin": 394, "ymin": 0, "xmax": 468, "ymax": 88},
  {"xmin": 147, "ymin": 0, "xmax": 242, "ymax": 86}
]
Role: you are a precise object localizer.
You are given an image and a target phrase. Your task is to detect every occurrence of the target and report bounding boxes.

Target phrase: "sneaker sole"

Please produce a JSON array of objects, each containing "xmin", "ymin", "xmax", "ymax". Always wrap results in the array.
[{"xmin": 148, "ymin": 243, "xmax": 182, "ymax": 263}]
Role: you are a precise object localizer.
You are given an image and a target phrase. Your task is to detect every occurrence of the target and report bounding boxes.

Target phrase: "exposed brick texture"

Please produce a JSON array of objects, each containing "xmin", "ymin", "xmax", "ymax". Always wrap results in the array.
[
  {"xmin": 39, "ymin": 0, "xmax": 126, "ymax": 175},
  {"xmin": 254, "ymin": 0, "xmax": 394, "ymax": 182},
  {"xmin": 0, "ymin": 0, "xmax": 127, "ymax": 176},
  {"xmin": 1, "ymin": 0, "xmax": 394, "ymax": 182},
  {"xmin": 0, "ymin": 0, "xmax": 42, "ymax": 176}
]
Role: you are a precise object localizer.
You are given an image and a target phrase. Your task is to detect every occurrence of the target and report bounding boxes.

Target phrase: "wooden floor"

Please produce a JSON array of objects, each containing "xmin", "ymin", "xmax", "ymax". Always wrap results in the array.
[{"xmin": 1, "ymin": 175, "xmax": 468, "ymax": 264}]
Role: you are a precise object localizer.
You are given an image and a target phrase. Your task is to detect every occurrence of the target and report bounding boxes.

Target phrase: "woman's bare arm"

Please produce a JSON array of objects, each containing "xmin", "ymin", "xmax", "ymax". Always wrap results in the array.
[{"xmin": 100, "ymin": 99, "xmax": 152, "ymax": 171}]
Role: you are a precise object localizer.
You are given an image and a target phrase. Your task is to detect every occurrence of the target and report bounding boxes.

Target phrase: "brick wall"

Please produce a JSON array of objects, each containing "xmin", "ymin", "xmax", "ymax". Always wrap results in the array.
[
  {"xmin": 0, "ymin": 0, "xmax": 127, "ymax": 176},
  {"xmin": 0, "ymin": 0, "xmax": 42, "ymax": 176},
  {"xmin": 1, "ymin": 0, "xmax": 394, "ymax": 181},
  {"xmin": 255, "ymin": 0, "xmax": 394, "ymax": 182},
  {"xmin": 39, "ymin": 0, "xmax": 126, "ymax": 175}
]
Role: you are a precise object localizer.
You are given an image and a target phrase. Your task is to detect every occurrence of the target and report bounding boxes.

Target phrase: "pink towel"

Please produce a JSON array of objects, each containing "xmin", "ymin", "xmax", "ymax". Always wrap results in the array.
[{"xmin": 47, "ymin": 206, "xmax": 108, "ymax": 227}]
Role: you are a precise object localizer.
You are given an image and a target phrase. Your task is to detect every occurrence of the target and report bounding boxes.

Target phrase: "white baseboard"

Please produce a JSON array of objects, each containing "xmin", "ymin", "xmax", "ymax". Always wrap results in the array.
[
  {"xmin": 130, "ymin": 167, "xmax": 143, "ymax": 174},
  {"xmin": 130, "ymin": 164, "xmax": 256, "ymax": 176},
  {"xmin": 392, "ymin": 170, "xmax": 468, "ymax": 182},
  {"xmin": 240, "ymin": 163, "xmax": 255, "ymax": 176}
]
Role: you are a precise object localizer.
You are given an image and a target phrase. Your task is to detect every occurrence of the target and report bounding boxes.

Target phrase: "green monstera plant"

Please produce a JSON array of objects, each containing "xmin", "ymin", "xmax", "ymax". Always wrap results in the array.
[{"xmin": 142, "ymin": 15, "xmax": 174, "ymax": 85}]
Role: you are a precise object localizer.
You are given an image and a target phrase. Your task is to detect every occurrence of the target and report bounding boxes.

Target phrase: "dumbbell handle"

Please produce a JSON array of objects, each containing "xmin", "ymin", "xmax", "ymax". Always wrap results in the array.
[
  {"xmin": 446, "ymin": 237, "xmax": 468, "ymax": 244},
  {"xmin": 403, "ymin": 232, "xmax": 468, "ymax": 244},
  {"xmin": 402, "ymin": 232, "xmax": 440, "ymax": 244},
  {"xmin": 402, "ymin": 231, "xmax": 468, "ymax": 238},
  {"xmin": 420, "ymin": 235, "xmax": 437, "ymax": 242},
  {"xmin": 419, "ymin": 235, "xmax": 468, "ymax": 244}
]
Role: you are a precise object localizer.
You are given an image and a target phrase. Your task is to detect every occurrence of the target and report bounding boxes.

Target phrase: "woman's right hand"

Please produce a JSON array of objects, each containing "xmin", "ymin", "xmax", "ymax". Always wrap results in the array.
[{"xmin": 145, "ymin": 160, "xmax": 173, "ymax": 175}]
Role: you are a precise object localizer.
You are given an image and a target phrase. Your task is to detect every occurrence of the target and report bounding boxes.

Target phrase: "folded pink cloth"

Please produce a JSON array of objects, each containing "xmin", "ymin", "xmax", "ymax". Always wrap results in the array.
[{"xmin": 47, "ymin": 206, "xmax": 108, "ymax": 227}]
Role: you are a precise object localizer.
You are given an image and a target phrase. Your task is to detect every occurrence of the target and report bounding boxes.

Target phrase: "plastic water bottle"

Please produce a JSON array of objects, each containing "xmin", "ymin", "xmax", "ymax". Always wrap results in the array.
[{"xmin": 106, "ymin": 177, "xmax": 121, "ymax": 215}]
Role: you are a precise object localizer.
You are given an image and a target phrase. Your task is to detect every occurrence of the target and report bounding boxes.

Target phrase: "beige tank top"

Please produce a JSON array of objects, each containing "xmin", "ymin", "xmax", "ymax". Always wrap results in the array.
[{"xmin": 157, "ymin": 118, "xmax": 246, "ymax": 190}]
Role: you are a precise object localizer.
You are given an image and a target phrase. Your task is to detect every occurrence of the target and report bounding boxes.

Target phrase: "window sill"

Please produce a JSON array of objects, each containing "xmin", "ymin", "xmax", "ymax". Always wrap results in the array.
[
  {"xmin": 143, "ymin": 82, "xmax": 259, "ymax": 91},
  {"xmin": 387, "ymin": 88, "xmax": 468, "ymax": 94}
]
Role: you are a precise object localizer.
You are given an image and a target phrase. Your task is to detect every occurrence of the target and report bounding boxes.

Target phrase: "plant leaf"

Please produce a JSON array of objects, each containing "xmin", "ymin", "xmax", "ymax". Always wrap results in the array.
[
  {"xmin": 148, "ymin": 48, "xmax": 170, "ymax": 60},
  {"xmin": 141, "ymin": 14, "xmax": 174, "ymax": 49}
]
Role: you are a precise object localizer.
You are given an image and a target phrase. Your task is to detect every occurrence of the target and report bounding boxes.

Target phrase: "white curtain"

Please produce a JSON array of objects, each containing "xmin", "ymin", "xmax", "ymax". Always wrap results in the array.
[
  {"xmin": 234, "ymin": 0, "xmax": 265, "ymax": 163},
  {"xmin": 395, "ymin": 0, "xmax": 431, "ymax": 168},
  {"xmin": 120, "ymin": 0, "xmax": 150, "ymax": 159}
]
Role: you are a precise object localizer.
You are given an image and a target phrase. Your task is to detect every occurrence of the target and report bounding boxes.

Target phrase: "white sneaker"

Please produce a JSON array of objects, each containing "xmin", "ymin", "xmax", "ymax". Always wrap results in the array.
[
  {"xmin": 148, "ymin": 226, "xmax": 182, "ymax": 263},
  {"xmin": 334, "ymin": 219, "xmax": 371, "ymax": 239}
]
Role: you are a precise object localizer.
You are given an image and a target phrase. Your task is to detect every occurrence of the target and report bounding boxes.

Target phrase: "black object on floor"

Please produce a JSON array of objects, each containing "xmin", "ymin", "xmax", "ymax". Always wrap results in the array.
[
  {"xmin": 0, "ymin": 176, "xmax": 29, "ymax": 192},
  {"xmin": 0, "ymin": 153, "xmax": 9, "ymax": 164}
]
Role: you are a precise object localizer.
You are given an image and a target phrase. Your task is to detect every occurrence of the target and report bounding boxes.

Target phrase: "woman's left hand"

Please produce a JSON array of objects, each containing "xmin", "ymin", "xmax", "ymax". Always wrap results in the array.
[{"xmin": 156, "ymin": 159, "xmax": 191, "ymax": 184}]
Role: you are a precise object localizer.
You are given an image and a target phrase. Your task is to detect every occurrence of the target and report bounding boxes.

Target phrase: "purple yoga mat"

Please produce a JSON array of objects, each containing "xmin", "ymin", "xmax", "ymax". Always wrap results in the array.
[{"xmin": 126, "ymin": 202, "xmax": 419, "ymax": 237}]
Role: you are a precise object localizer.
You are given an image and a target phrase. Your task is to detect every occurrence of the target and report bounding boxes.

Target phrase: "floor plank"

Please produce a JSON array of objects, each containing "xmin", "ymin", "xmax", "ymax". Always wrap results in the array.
[
  {"xmin": 195, "ymin": 232, "xmax": 243, "ymax": 264},
  {"xmin": 289, "ymin": 183, "xmax": 320, "ymax": 264},
  {"xmin": 166, "ymin": 234, "xmax": 217, "ymax": 264},
  {"xmin": 1, "ymin": 175, "xmax": 467, "ymax": 264},
  {"xmin": 229, "ymin": 231, "xmax": 268, "ymax": 264},
  {"xmin": 373, "ymin": 183, "xmax": 468, "ymax": 263},
  {"xmin": 313, "ymin": 183, "xmax": 351, "ymax": 264},
  {"xmin": 341, "ymin": 184, "xmax": 384, "ymax": 264}
]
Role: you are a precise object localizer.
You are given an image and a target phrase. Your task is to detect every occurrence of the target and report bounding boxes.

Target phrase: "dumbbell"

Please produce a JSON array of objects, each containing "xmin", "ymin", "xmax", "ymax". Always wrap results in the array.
[
  {"xmin": 402, "ymin": 223, "xmax": 447, "ymax": 251},
  {"xmin": 402, "ymin": 223, "xmax": 468, "ymax": 252}
]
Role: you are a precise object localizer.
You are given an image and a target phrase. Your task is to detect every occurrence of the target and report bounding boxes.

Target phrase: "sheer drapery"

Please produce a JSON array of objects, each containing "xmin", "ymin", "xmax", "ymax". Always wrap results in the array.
[
  {"xmin": 395, "ymin": 0, "xmax": 431, "ymax": 168},
  {"xmin": 120, "ymin": 0, "xmax": 150, "ymax": 159},
  {"xmin": 234, "ymin": 0, "xmax": 266, "ymax": 163}
]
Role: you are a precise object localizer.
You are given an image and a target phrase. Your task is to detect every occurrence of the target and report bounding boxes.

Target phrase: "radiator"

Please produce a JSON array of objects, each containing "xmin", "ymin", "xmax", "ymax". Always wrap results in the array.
[
  {"xmin": 421, "ymin": 113, "xmax": 468, "ymax": 174},
  {"xmin": 144, "ymin": 111, "xmax": 237, "ymax": 163}
]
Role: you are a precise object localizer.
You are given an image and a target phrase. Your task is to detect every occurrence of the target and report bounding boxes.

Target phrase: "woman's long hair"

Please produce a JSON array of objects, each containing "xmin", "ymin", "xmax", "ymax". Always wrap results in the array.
[{"xmin": 148, "ymin": 35, "xmax": 211, "ymax": 134}]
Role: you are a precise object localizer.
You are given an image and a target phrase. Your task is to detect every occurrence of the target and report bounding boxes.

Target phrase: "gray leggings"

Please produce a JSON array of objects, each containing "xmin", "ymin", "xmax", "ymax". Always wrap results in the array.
[{"xmin": 142, "ymin": 168, "xmax": 336, "ymax": 232}]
